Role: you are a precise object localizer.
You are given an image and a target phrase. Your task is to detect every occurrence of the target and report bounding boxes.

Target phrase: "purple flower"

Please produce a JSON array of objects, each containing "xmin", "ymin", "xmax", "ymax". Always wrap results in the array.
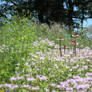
[
  {"xmin": 11, "ymin": 85, "xmax": 19, "ymax": 89},
  {"xmin": 31, "ymin": 86, "xmax": 40, "ymax": 90},
  {"xmin": 60, "ymin": 82, "xmax": 63, "ymax": 85},
  {"xmin": 10, "ymin": 76, "xmax": 24, "ymax": 81},
  {"xmin": 52, "ymin": 90, "xmax": 56, "ymax": 92},
  {"xmin": 86, "ymin": 73, "xmax": 92, "ymax": 77},
  {"xmin": 73, "ymin": 76, "xmax": 80, "ymax": 79},
  {"xmin": 76, "ymin": 84, "xmax": 89, "ymax": 90},
  {"xmin": 0, "ymin": 84, "xmax": 12, "ymax": 88},
  {"xmin": 27, "ymin": 77, "xmax": 36, "ymax": 81},
  {"xmin": 10, "ymin": 77, "xmax": 17, "ymax": 81},
  {"xmin": 66, "ymin": 87, "xmax": 73, "ymax": 91},
  {"xmin": 45, "ymin": 88, "xmax": 50, "ymax": 92},
  {"xmin": 50, "ymin": 83, "xmax": 56, "ymax": 87},
  {"xmin": 4, "ymin": 84, "xmax": 12, "ymax": 88},
  {"xmin": 57, "ymin": 85, "xmax": 61, "ymax": 89},
  {"xmin": 21, "ymin": 84, "xmax": 31, "ymax": 89},
  {"xmin": 37, "ymin": 75, "xmax": 47, "ymax": 80},
  {"xmin": 17, "ymin": 76, "xmax": 24, "ymax": 80}
]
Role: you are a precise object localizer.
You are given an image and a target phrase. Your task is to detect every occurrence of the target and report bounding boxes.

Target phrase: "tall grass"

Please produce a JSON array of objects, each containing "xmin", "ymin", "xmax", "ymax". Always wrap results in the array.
[{"xmin": 0, "ymin": 17, "xmax": 38, "ymax": 82}]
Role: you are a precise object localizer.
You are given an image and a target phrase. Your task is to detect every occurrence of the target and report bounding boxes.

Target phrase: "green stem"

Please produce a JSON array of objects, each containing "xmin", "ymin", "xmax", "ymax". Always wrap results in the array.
[{"xmin": 59, "ymin": 40, "xmax": 62, "ymax": 57}]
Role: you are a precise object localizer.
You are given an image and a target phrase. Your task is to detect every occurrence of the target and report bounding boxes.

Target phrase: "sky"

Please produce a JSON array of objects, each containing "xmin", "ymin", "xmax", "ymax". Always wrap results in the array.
[{"xmin": 83, "ymin": 18, "xmax": 92, "ymax": 27}]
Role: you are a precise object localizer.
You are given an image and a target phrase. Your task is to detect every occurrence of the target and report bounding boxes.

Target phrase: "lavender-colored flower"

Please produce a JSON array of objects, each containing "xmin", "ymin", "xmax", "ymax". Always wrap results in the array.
[
  {"xmin": 37, "ymin": 75, "xmax": 47, "ymax": 80},
  {"xmin": 10, "ymin": 77, "xmax": 17, "ymax": 81},
  {"xmin": 27, "ymin": 77, "xmax": 36, "ymax": 81},
  {"xmin": 57, "ymin": 85, "xmax": 61, "ymax": 89},
  {"xmin": 76, "ymin": 84, "xmax": 89, "ymax": 91},
  {"xmin": 0, "ymin": 84, "xmax": 12, "ymax": 88},
  {"xmin": 50, "ymin": 83, "xmax": 57, "ymax": 87},
  {"xmin": 86, "ymin": 73, "xmax": 92, "ymax": 77},
  {"xmin": 45, "ymin": 88, "xmax": 50, "ymax": 92},
  {"xmin": 40, "ymin": 57, "xmax": 45, "ymax": 60},
  {"xmin": 52, "ymin": 90, "xmax": 56, "ymax": 92},
  {"xmin": 60, "ymin": 82, "xmax": 64, "ymax": 85},
  {"xmin": 17, "ymin": 76, "xmax": 24, "ymax": 80},
  {"xmin": 31, "ymin": 86, "xmax": 40, "ymax": 91},
  {"xmin": 66, "ymin": 87, "xmax": 73, "ymax": 91},
  {"xmin": 67, "ymin": 79, "xmax": 74, "ymax": 83},
  {"xmin": 60, "ymin": 83, "xmax": 66, "ymax": 88},
  {"xmin": 73, "ymin": 76, "xmax": 80, "ymax": 79},
  {"xmin": 86, "ymin": 77, "xmax": 92, "ymax": 81},
  {"xmin": 11, "ymin": 84, "xmax": 19, "ymax": 89},
  {"xmin": 0, "ymin": 84, "xmax": 3, "ymax": 87},
  {"xmin": 75, "ymin": 78, "xmax": 85, "ymax": 83},
  {"xmin": 21, "ymin": 84, "xmax": 31, "ymax": 89},
  {"xmin": 4, "ymin": 84, "xmax": 12, "ymax": 88}
]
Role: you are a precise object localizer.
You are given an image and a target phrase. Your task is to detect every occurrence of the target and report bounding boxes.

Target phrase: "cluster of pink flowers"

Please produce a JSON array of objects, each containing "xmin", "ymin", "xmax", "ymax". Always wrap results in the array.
[{"xmin": 56, "ymin": 33, "xmax": 79, "ymax": 56}]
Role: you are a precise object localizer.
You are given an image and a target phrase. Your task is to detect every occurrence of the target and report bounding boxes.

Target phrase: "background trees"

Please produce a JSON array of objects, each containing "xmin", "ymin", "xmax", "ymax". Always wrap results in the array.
[{"xmin": 0, "ymin": 0, "xmax": 92, "ymax": 30}]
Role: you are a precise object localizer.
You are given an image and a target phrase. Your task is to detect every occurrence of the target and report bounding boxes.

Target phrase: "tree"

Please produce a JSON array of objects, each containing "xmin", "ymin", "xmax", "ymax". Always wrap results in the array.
[{"xmin": 0, "ymin": 0, "xmax": 92, "ymax": 30}]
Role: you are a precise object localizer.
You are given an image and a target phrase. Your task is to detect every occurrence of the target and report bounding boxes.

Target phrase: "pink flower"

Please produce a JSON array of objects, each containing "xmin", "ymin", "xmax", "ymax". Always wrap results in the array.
[
  {"xmin": 64, "ymin": 45, "xmax": 69, "ymax": 49},
  {"xmin": 72, "ymin": 33, "xmax": 79, "ymax": 37},
  {"xmin": 70, "ymin": 41, "xmax": 78, "ymax": 45},
  {"xmin": 57, "ymin": 38, "xmax": 64, "ymax": 41}
]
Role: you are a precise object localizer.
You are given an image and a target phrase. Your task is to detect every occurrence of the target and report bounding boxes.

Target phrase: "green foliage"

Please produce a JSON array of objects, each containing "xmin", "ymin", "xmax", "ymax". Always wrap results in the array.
[
  {"xmin": 0, "ymin": 17, "xmax": 38, "ymax": 82},
  {"xmin": 0, "ymin": 17, "xmax": 92, "ymax": 92},
  {"xmin": 1, "ymin": 0, "xmax": 92, "ymax": 29}
]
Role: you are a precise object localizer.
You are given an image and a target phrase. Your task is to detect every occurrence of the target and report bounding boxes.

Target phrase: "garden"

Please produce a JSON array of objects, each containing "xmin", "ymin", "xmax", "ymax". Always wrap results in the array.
[{"xmin": 0, "ymin": 17, "xmax": 92, "ymax": 92}]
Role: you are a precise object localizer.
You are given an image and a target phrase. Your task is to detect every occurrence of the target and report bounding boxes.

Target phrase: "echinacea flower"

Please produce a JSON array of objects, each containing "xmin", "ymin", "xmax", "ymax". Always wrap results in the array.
[
  {"xmin": 72, "ymin": 33, "xmax": 79, "ymax": 37},
  {"xmin": 57, "ymin": 38, "xmax": 64, "ymax": 41},
  {"xmin": 70, "ymin": 41, "xmax": 77, "ymax": 45},
  {"xmin": 64, "ymin": 45, "xmax": 68, "ymax": 49}
]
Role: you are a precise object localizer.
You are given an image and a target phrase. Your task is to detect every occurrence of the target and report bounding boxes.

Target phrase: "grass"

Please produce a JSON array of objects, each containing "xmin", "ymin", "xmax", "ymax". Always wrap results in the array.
[{"xmin": 0, "ymin": 16, "xmax": 92, "ymax": 92}]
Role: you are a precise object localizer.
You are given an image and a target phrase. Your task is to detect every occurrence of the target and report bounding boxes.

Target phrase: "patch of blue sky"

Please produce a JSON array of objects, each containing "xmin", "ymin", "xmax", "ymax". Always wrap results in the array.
[{"xmin": 83, "ymin": 18, "xmax": 92, "ymax": 27}]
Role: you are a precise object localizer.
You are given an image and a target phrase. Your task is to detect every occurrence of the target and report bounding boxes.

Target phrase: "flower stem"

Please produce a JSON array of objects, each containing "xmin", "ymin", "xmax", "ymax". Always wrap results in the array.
[{"xmin": 59, "ymin": 40, "xmax": 62, "ymax": 57}]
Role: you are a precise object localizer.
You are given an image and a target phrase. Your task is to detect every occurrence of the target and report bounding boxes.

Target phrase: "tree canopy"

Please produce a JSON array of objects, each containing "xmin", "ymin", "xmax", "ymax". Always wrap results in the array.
[{"xmin": 0, "ymin": 0, "xmax": 92, "ymax": 30}]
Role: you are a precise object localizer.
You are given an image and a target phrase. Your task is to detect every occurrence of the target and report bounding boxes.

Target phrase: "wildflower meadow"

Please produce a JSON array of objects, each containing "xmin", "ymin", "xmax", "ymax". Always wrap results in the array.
[{"xmin": 0, "ymin": 17, "xmax": 92, "ymax": 92}]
